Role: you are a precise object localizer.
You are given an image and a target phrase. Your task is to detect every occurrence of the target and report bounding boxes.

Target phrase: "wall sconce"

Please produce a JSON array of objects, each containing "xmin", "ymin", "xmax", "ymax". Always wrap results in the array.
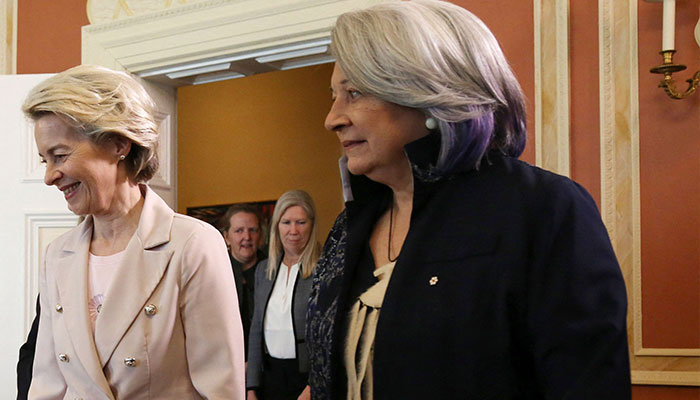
[{"xmin": 645, "ymin": 0, "xmax": 700, "ymax": 100}]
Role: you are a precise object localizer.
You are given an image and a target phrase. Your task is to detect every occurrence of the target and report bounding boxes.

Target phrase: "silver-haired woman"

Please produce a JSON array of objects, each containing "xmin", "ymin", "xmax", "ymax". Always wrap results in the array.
[
  {"xmin": 307, "ymin": 1, "xmax": 630, "ymax": 399},
  {"xmin": 24, "ymin": 65, "xmax": 245, "ymax": 399},
  {"xmin": 247, "ymin": 190, "xmax": 321, "ymax": 400}
]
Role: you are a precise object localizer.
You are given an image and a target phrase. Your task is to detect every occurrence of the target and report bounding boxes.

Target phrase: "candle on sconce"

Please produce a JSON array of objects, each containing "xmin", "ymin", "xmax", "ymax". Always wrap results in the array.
[
  {"xmin": 695, "ymin": 4, "xmax": 699, "ymax": 47},
  {"xmin": 662, "ymin": 0, "xmax": 676, "ymax": 50},
  {"xmin": 647, "ymin": 0, "xmax": 700, "ymax": 99}
]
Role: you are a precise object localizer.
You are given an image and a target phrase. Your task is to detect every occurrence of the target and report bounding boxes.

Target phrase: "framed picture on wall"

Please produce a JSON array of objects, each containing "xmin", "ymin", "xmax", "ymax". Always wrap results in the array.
[{"xmin": 186, "ymin": 200, "xmax": 276, "ymax": 242}]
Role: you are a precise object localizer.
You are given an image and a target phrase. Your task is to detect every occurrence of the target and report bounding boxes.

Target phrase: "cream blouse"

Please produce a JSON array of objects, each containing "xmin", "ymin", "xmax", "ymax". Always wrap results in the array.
[{"xmin": 344, "ymin": 261, "xmax": 396, "ymax": 400}]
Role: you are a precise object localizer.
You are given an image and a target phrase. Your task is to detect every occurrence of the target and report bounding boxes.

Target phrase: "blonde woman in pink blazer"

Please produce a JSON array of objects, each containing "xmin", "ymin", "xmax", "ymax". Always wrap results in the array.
[{"xmin": 23, "ymin": 65, "xmax": 245, "ymax": 399}]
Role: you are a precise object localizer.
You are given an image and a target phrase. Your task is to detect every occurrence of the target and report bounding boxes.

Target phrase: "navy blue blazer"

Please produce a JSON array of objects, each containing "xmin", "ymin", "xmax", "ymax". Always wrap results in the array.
[{"xmin": 307, "ymin": 135, "xmax": 630, "ymax": 399}]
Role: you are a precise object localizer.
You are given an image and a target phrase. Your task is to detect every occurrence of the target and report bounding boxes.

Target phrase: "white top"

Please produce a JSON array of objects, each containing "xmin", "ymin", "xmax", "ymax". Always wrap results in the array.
[
  {"xmin": 88, "ymin": 250, "xmax": 124, "ymax": 332},
  {"xmin": 264, "ymin": 262, "xmax": 299, "ymax": 359}
]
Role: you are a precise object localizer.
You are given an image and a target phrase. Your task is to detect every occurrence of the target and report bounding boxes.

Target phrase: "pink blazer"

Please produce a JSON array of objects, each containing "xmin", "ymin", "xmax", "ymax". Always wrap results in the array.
[{"xmin": 29, "ymin": 186, "xmax": 245, "ymax": 399}]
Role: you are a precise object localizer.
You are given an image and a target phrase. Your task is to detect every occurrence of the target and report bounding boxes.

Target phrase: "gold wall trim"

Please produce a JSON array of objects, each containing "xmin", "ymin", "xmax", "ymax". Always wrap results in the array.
[
  {"xmin": 631, "ymin": 371, "xmax": 700, "ymax": 387},
  {"xmin": 636, "ymin": 348, "xmax": 700, "ymax": 357},
  {"xmin": 599, "ymin": 0, "xmax": 700, "ymax": 386},
  {"xmin": 534, "ymin": 0, "xmax": 570, "ymax": 176}
]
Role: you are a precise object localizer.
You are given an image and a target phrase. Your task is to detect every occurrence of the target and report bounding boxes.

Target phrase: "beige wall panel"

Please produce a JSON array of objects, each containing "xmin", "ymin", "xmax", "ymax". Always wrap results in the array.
[
  {"xmin": 534, "ymin": 0, "xmax": 570, "ymax": 176},
  {"xmin": 599, "ymin": 0, "xmax": 700, "ymax": 386},
  {"xmin": 0, "ymin": 0, "xmax": 16, "ymax": 74}
]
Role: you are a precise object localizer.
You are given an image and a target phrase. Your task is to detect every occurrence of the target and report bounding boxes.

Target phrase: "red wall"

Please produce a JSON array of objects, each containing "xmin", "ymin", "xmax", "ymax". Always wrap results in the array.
[
  {"xmin": 16, "ymin": 0, "xmax": 88, "ymax": 74},
  {"xmin": 569, "ymin": 1, "xmax": 601, "ymax": 205},
  {"xmin": 633, "ymin": 385, "xmax": 700, "ymax": 400},
  {"xmin": 638, "ymin": 0, "xmax": 700, "ymax": 350},
  {"xmin": 450, "ymin": 0, "xmax": 536, "ymax": 165}
]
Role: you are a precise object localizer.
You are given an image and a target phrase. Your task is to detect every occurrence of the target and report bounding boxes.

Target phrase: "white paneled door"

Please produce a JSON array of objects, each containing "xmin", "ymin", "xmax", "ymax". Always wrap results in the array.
[{"xmin": 0, "ymin": 74, "xmax": 78, "ymax": 398}]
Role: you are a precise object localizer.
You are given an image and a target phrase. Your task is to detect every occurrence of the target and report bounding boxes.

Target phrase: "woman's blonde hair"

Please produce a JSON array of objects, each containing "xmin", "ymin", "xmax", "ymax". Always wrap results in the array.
[
  {"xmin": 22, "ymin": 64, "xmax": 159, "ymax": 182},
  {"xmin": 331, "ymin": 0, "xmax": 526, "ymax": 172},
  {"xmin": 267, "ymin": 190, "xmax": 321, "ymax": 280}
]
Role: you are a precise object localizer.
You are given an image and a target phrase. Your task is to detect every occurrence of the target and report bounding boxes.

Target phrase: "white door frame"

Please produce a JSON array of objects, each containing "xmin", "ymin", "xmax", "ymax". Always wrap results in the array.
[{"xmin": 81, "ymin": 0, "xmax": 393, "ymax": 209}]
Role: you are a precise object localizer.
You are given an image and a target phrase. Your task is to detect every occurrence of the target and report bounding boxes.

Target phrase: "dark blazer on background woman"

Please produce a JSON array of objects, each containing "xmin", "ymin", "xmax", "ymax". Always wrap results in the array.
[{"xmin": 246, "ymin": 258, "xmax": 313, "ymax": 390}]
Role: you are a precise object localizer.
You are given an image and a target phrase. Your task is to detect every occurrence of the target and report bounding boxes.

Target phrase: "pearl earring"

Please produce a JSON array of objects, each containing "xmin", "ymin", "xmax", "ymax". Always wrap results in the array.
[
  {"xmin": 119, "ymin": 154, "xmax": 126, "ymax": 161},
  {"xmin": 425, "ymin": 117, "xmax": 438, "ymax": 130}
]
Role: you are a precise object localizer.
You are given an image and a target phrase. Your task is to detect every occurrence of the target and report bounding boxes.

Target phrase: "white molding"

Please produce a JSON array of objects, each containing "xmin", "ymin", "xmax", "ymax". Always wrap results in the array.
[
  {"xmin": 533, "ymin": 0, "xmax": 571, "ymax": 176},
  {"xmin": 631, "ymin": 371, "xmax": 700, "ymax": 386},
  {"xmin": 11, "ymin": 0, "xmax": 16, "ymax": 74},
  {"xmin": 82, "ymin": 0, "xmax": 394, "ymax": 73},
  {"xmin": 86, "ymin": 0, "xmax": 208, "ymax": 25},
  {"xmin": 82, "ymin": 0, "xmax": 392, "ymax": 210},
  {"xmin": 554, "ymin": 0, "xmax": 570, "ymax": 177},
  {"xmin": 0, "ymin": 0, "xmax": 7, "ymax": 73},
  {"xmin": 600, "ymin": 0, "xmax": 637, "ymax": 351},
  {"xmin": 21, "ymin": 116, "xmax": 44, "ymax": 183},
  {"xmin": 133, "ymin": 77, "xmax": 177, "ymax": 203},
  {"xmin": 0, "ymin": 0, "xmax": 14, "ymax": 74},
  {"xmin": 88, "ymin": 0, "xmax": 238, "ymax": 29},
  {"xmin": 628, "ymin": 0, "xmax": 644, "ymax": 362},
  {"xmin": 149, "ymin": 111, "xmax": 172, "ymax": 188},
  {"xmin": 599, "ymin": 0, "xmax": 698, "ymax": 386},
  {"xmin": 23, "ymin": 212, "xmax": 78, "ymax": 335},
  {"xmin": 636, "ymin": 348, "xmax": 700, "ymax": 357},
  {"xmin": 598, "ymin": 0, "xmax": 616, "ymax": 241},
  {"xmin": 534, "ymin": 0, "xmax": 542, "ymax": 167}
]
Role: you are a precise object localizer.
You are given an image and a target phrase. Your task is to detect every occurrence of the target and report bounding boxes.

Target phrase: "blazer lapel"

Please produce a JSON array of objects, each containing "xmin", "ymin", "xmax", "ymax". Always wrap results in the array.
[
  {"xmin": 93, "ymin": 185, "xmax": 175, "ymax": 367},
  {"xmin": 55, "ymin": 218, "xmax": 114, "ymax": 397}
]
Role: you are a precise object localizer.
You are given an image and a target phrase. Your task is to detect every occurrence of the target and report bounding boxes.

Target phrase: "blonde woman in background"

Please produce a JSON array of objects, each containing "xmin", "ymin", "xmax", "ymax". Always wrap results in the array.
[
  {"xmin": 23, "ymin": 65, "xmax": 245, "ymax": 399},
  {"xmin": 247, "ymin": 190, "xmax": 321, "ymax": 400}
]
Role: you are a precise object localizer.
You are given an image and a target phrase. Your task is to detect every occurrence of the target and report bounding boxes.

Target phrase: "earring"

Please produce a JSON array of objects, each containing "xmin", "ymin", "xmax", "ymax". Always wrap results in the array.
[
  {"xmin": 119, "ymin": 154, "xmax": 126, "ymax": 161},
  {"xmin": 425, "ymin": 117, "xmax": 438, "ymax": 130}
]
